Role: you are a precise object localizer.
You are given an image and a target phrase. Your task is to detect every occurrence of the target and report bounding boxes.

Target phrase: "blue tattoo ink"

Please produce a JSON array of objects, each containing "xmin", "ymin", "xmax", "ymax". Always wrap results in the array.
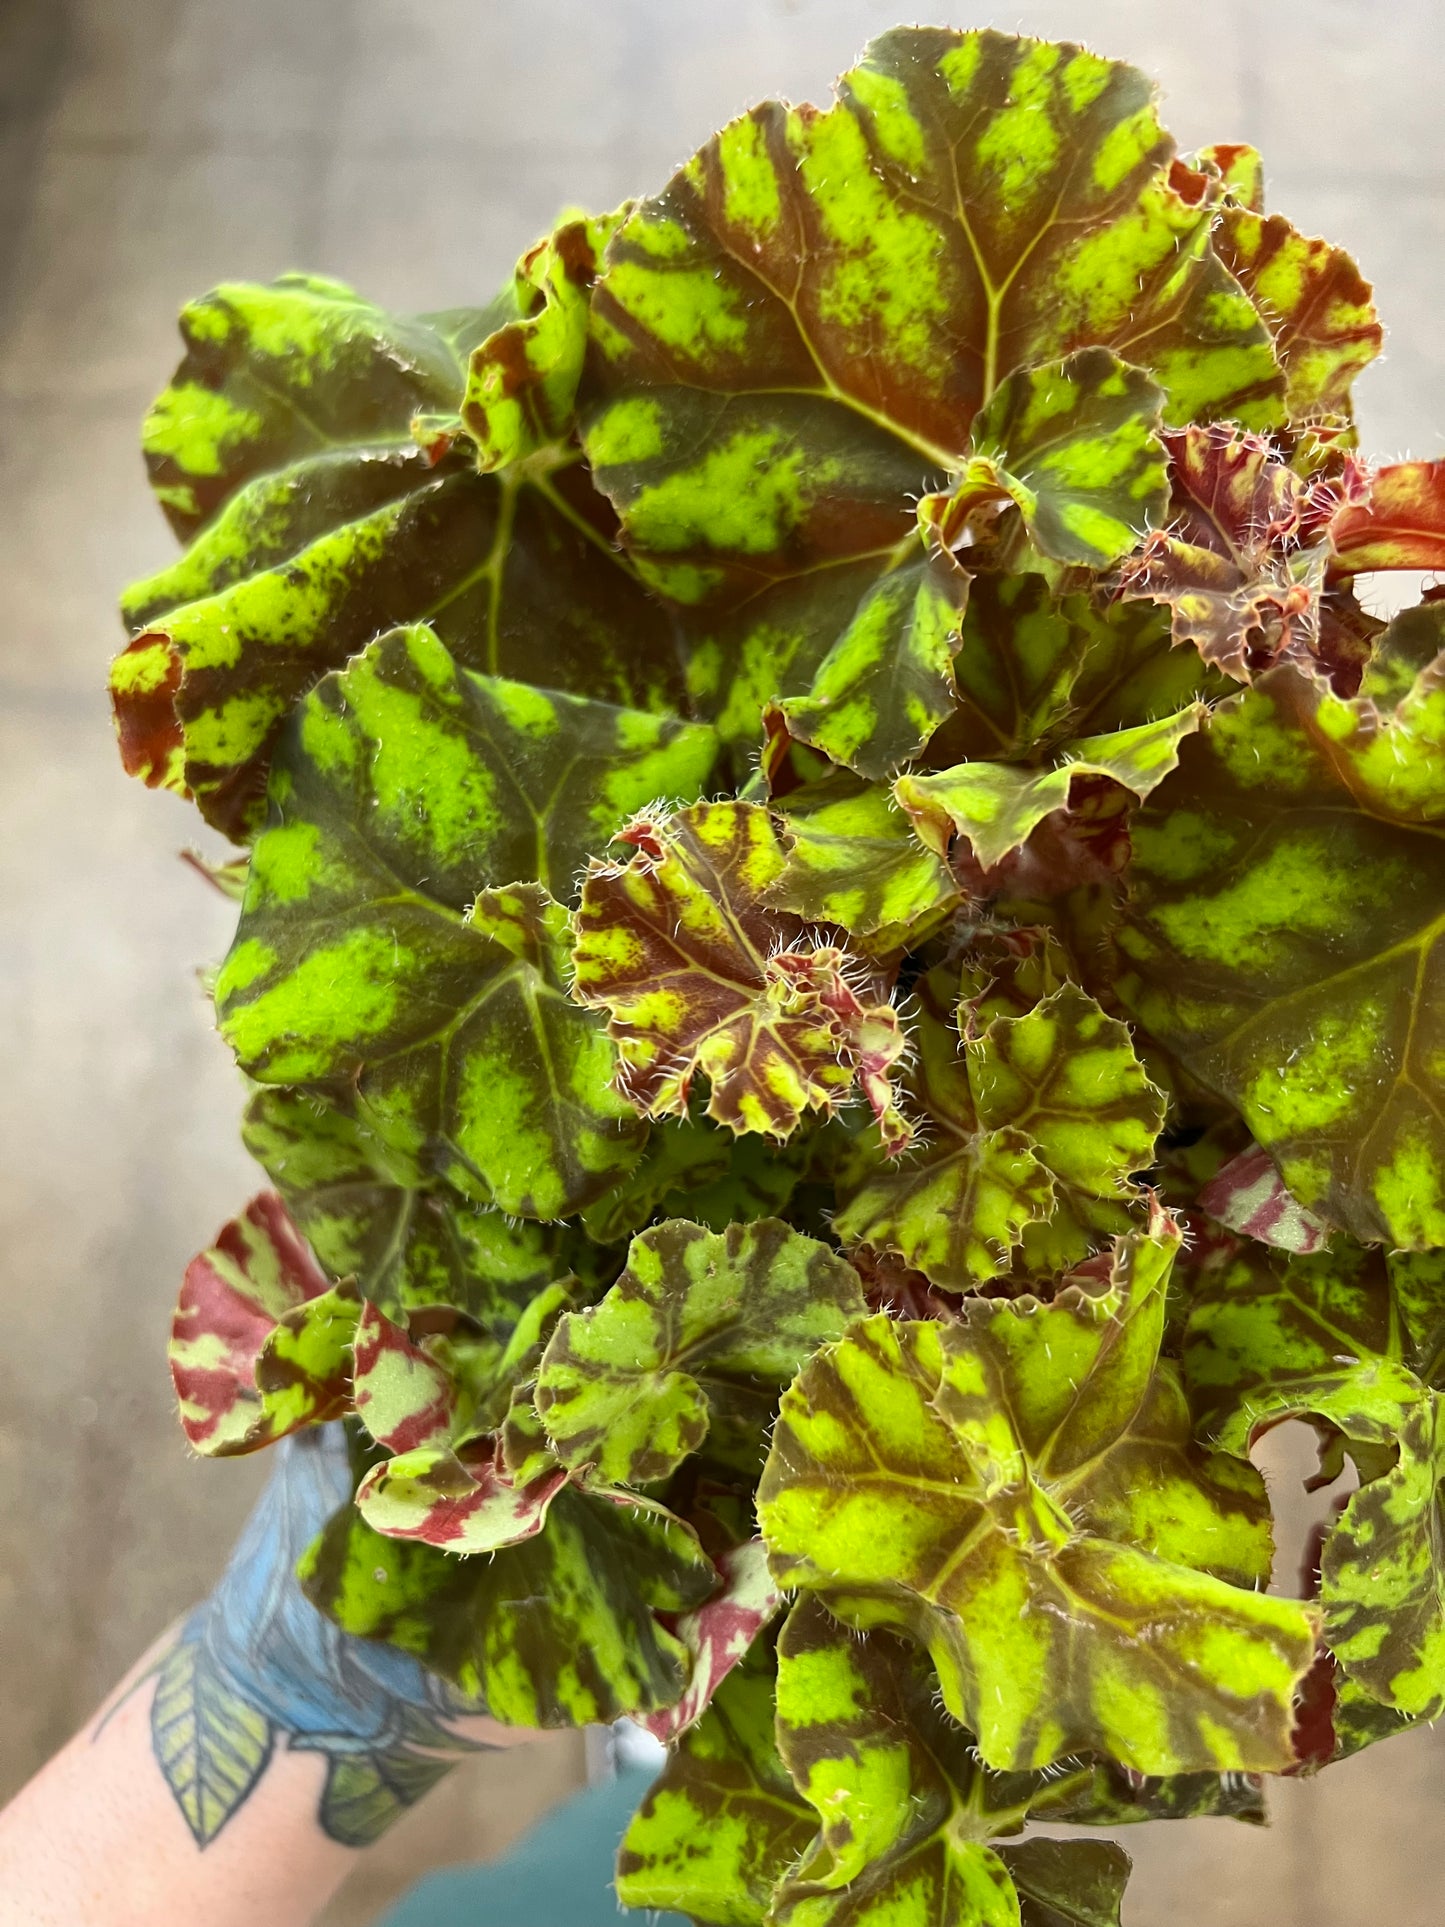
[{"xmin": 150, "ymin": 1426, "xmax": 490, "ymax": 1847}]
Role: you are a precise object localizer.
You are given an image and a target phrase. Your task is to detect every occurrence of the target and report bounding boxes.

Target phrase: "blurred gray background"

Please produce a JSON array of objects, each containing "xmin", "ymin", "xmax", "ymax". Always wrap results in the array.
[{"xmin": 1, "ymin": 2, "xmax": 1442, "ymax": 1921}]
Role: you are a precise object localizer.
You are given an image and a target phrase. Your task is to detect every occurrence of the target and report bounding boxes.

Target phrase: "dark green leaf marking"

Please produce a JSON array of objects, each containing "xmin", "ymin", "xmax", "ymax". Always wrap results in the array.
[
  {"xmin": 115, "ymin": 275, "xmax": 686, "ymax": 837},
  {"xmin": 584, "ymin": 25, "xmax": 1279, "ymax": 761},
  {"xmin": 1119, "ymin": 619, "xmax": 1445, "ymax": 1248},
  {"xmin": 301, "ymin": 1485, "xmax": 716, "ymax": 1728},
  {"xmin": 617, "ymin": 1639, "xmax": 814, "ymax": 1926},
  {"xmin": 760, "ymin": 1217, "xmax": 1317, "ymax": 1774},
  {"xmin": 535, "ymin": 1218, "xmax": 864, "ymax": 1486},
  {"xmin": 772, "ymin": 1597, "xmax": 1131, "ymax": 1927},
  {"xmin": 1185, "ymin": 1241, "xmax": 1445, "ymax": 1716},
  {"xmin": 216, "ymin": 625, "xmax": 718, "ymax": 1218}
]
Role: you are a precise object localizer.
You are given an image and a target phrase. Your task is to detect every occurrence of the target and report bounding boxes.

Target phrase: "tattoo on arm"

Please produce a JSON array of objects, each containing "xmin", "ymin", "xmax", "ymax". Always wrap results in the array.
[{"xmin": 129, "ymin": 1428, "xmax": 492, "ymax": 1848}]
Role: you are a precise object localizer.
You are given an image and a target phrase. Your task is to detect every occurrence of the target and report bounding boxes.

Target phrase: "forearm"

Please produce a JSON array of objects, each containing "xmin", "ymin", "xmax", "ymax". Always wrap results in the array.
[
  {"xmin": 0, "ymin": 1433, "xmax": 531, "ymax": 1926},
  {"xmin": 0, "ymin": 1632, "xmax": 351, "ymax": 1927}
]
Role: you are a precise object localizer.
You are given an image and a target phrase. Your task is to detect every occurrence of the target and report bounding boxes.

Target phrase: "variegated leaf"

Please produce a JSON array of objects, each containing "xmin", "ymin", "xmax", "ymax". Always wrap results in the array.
[
  {"xmin": 579, "ymin": 1115, "xmax": 810, "ymax": 1246},
  {"xmin": 833, "ymin": 965, "xmax": 1056, "ymax": 1290},
  {"xmin": 1184, "ymin": 1243, "xmax": 1445, "ymax": 1717},
  {"xmin": 768, "ymin": 549, "xmax": 969, "ymax": 780},
  {"xmin": 1198, "ymin": 1143, "xmax": 1331, "ymax": 1254},
  {"xmin": 760, "ymin": 1217, "xmax": 1318, "ymax": 1775},
  {"xmin": 617, "ymin": 1638, "xmax": 814, "ymax": 1925},
  {"xmin": 534, "ymin": 1218, "xmax": 864, "ymax": 1486},
  {"xmin": 770, "ymin": 773, "xmax": 959, "ymax": 948},
  {"xmin": 136, "ymin": 275, "xmax": 495, "ymax": 539},
  {"xmin": 1183, "ymin": 1241, "xmax": 1442, "ymax": 1453},
  {"xmin": 1211, "ymin": 205, "xmax": 1382, "ymax": 427},
  {"xmin": 966, "ymin": 983, "xmax": 1166, "ymax": 1271},
  {"xmin": 585, "ymin": 26, "xmax": 1280, "ymax": 764},
  {"xmin": 169, "ymin": 1193, "xmax": 357, "ymax": 1456},
  {"xmin": 301, "ymin": 1484, "xmax": 716, "ymax": 1727},
  {"xmin": 570, "ymin": 800, "xmax": 911, "ymax": 1147},
  {"xmin": 1118, "ymin": 614, "xmax": 1445, "ymax": 1247},
  {"xmin": 1324, "ymin": 1403, "xmax": 1445, "ymax": 1721},
  {"xmin": 772, "ymin": 1598, "xmax": 1131, "ymax": 1927},
  {"xmin": 461, "ymin": 206, "xmax": 629, "ymax": 469},
  {"xmin": 895, "ymin": 706, "xmax": 1204, "ymax": 872},
  {"xmin": 115, "ymin": 275, "xmax": 686, "ymax": 837},
  {"xmin": 355, "ymin": 1435, "xmax": 569, "ymax": 1553},
  {"xmin": 930, "ymin": 569, "xmax": 1224, "ymax": 769},
  {"xmin": 242, "ymin": 1087, "xmax": 562, "ymax": 1326},
  {"xmin": 350, "ymin": 1301, "xmax": 455, "ymax": 1454},
  {"xmin": 640, "ymin": 1540, "xmax": 782, "ymax": 1742},
  {"xmin": 919, "ymin": 348, "xmax": 1167, "ymax": 570},
  {"xmin": 216, "ymin": 625, "xmax": 718, "ymax": 1219},
  {"xmin": 835, "ymin": 967, "xmax": 1163, "ymax": 1289}
]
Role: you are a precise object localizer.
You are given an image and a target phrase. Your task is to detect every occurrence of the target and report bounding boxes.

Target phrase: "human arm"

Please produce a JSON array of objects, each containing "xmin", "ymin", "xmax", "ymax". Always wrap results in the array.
[{"xmin": 0, "ymin": 1428, "xmax": 537, "ymax": 1927}]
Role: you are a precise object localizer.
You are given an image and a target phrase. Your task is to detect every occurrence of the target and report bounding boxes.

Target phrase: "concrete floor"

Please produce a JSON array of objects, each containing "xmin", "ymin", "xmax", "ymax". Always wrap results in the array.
[{"xmin": 1, "ymin": 1, "xmax": 1443, "ymax": 1921}]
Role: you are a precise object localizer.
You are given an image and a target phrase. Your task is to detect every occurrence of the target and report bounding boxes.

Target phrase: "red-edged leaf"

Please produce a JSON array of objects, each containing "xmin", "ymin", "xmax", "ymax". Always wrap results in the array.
[
  {"xmin": 169, "ymin": 1193, "xmax": 356, "ymax": 1456},
  {"xmin": 570, "ymin": 800, "xmax": 912, "ymax": 1148},
  {"xmin": 351, "ymin": 1301, "xmax": 456, "ymax": 1455},
  {"xmin": 1198, "ymin": 1145, "xmax": 1332, "ymax": 1256},
  {"xmin": 1117, "ymin": 425, "xmax": 1367, "ymax": 680},
  {"xmin": 640, "ymin": 1540, "xmax": 783, "ymax": 1742},
  {"xmin": 356, "ymin": 1435, "xmax": 568, "ymax": 1553},
  {"xmin": 1211, "ymin": 207, "xmax": 1382, "ymax": 426},
  {"xmin": 1331, "ymin": 460, "xmax": 1445, "ymax": 575}
]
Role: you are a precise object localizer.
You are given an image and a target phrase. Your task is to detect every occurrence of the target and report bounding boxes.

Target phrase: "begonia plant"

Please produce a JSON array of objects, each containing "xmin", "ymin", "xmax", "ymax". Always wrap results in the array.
[{"xmin": 116, "ymin": 26, "xmax": 1445, "ymax": 1924}]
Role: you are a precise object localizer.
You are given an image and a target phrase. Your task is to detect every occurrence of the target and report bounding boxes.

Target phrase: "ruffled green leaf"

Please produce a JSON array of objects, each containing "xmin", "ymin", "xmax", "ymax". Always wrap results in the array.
[
  {"xmin": 584, "ymin": 26, "xmax": 1279, "ymax": 759},
  {"xmin": 769, "ymin": 550, "xmax": 968, "ymax": 780},
  {"xmin": 535, "ymin": 1218, "xmax": 864, "ymax": 1486},
  {"xmin": 461, "ymin": 207, "xmax": 628, "ymax": 469},
  {"xmin": 136, "ymin": 274, "xmax": 495, "ymax": 539},
  {"xmin": 770, "ymin": 775, "xmax": 959, "ymax": 949},
  {"xmin": 772, "ymin": 1597, "xmax": 1131, "ymax": 1927},
  {"xmin": 301, "ymin": 1482, "xmax": 716, "ymax": 1727},
  {"xmin": 833, "ymin": 966, "xmax": 1054, "ymax": 1289},
  {"xmin": 617, "ymin": 1639, "xmax": 814, "ymax": 1926},
  {"xmin": 115, "ymin": 275, "xmax": 686, "ymax": 837},
  {"xmin": 217, "ymin": 625, "xmax": 718, "ymax": 1219},
  {"xmin": 1118, "ymin": 616, "xmax": 1445, "ymax": 1247},
  {"xmin": 896, "ymin": 707, "xmax": 1204, "ymax": 872},
  {"xmin": 834, "ymin": 967, "xmax": 1162, "ymax": 1288},
  {"xmin": 168, "ymin": 1192, "xmax": 358, "ymax": 1456},
  {"xmin": 923, "ymin": 572, "xmax": 1222, "ymax": 769},
  {"xmin": 760, "ymin": 1216, "xmax": 1317, "ymax": 1774},
  {"xmin": 919, "ymin": 349, "xmax": 1167, "ymax": 570},
  {"xmin": 967, "ymin": 982, "xmax": 1166, "ymax": 1270},
  {"xmin": 1325, "ymin": 1410, "xmax": 1445, "ymax": 1720},
  {"xmin": 1184, "ymin": 1241, "xmax": 1443, "ymax": 1451},
  {"xmin": 571, "ymin": 800, "xmax": 911, "ymax": 1148}
]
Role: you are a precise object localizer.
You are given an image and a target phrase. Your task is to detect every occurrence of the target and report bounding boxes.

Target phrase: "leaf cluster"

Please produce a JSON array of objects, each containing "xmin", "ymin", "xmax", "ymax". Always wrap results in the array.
[{"xmin": 117, "ymin": 26, "xmax": 1445, "ymax": 1926}]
